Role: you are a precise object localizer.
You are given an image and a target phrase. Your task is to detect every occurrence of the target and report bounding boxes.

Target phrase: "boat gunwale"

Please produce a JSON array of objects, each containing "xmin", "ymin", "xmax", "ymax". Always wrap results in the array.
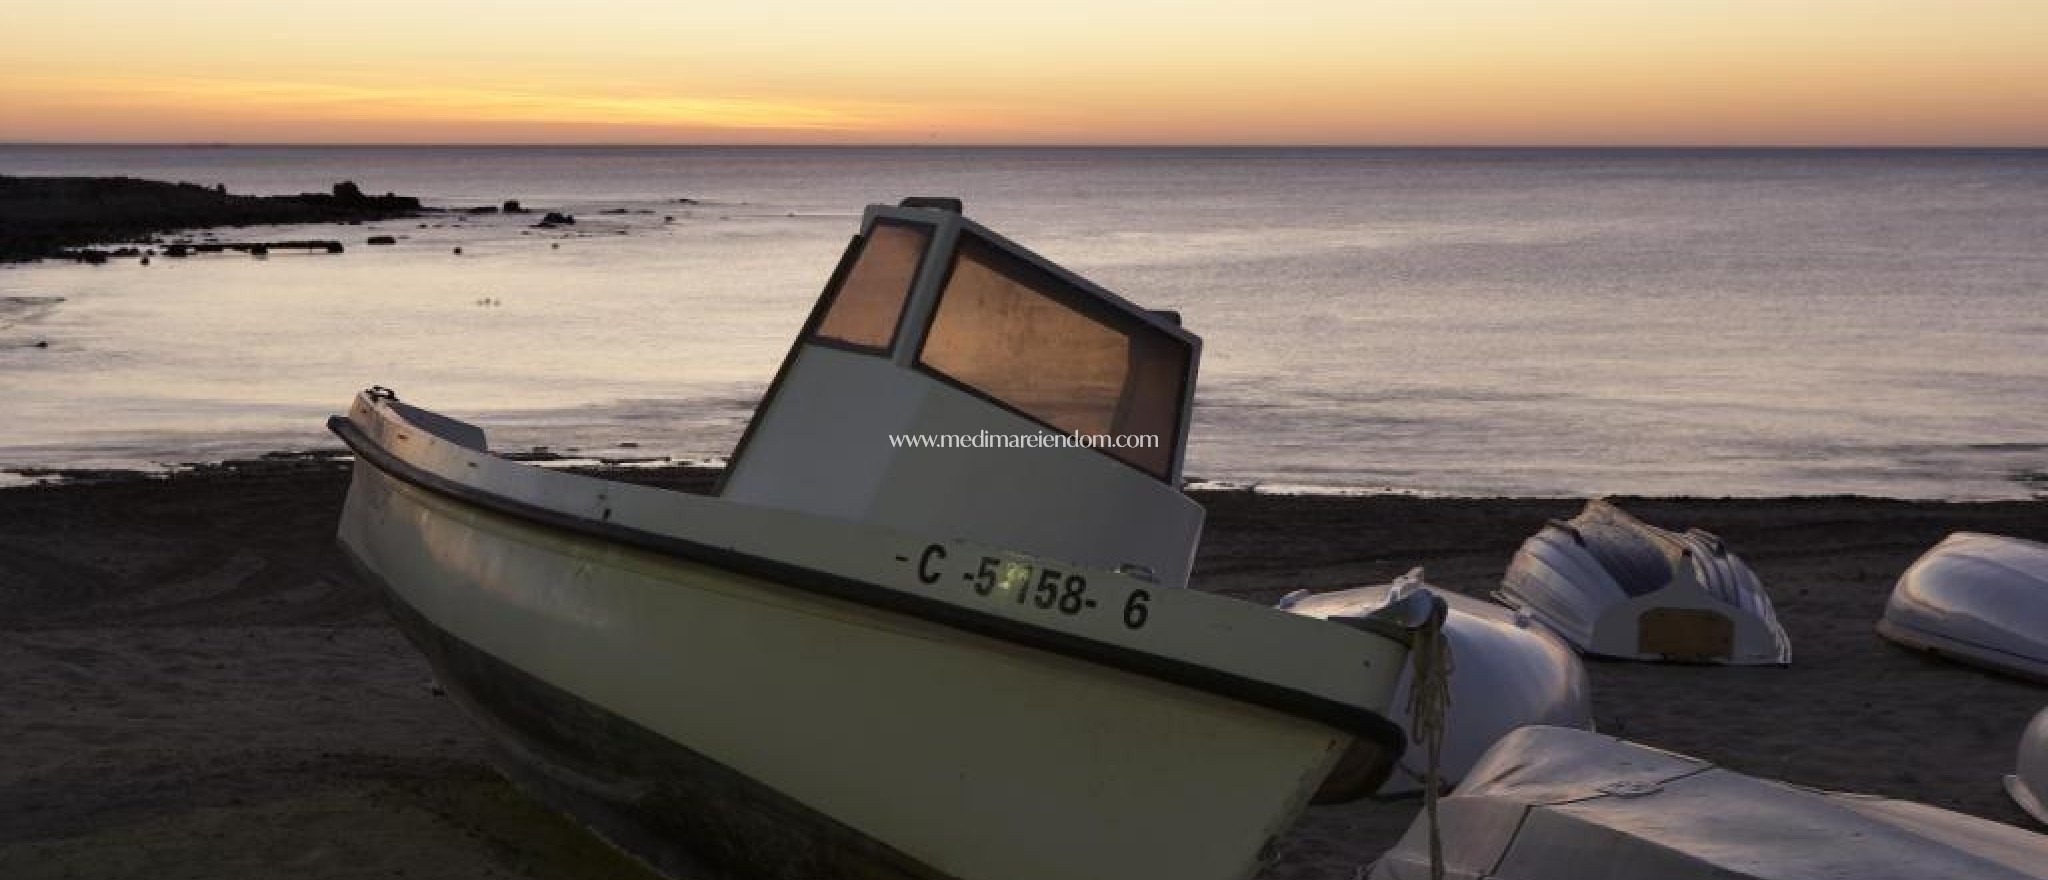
[{"xmin": 328, "ymin": 413, "xmax": 1410, "ymax": 757}]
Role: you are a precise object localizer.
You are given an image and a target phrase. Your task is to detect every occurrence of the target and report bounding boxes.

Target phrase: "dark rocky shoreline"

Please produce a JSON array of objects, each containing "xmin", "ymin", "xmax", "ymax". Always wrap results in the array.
[{"xmin": 0, "ymin": 177, "xmax": 424, "ymax": 262}]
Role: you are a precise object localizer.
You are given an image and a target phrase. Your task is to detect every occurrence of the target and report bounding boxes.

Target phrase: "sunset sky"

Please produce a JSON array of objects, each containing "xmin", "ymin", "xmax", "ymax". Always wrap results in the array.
[{"xmin": 4, "ymin": 0, "xmax": 2044, "ymax": 145}]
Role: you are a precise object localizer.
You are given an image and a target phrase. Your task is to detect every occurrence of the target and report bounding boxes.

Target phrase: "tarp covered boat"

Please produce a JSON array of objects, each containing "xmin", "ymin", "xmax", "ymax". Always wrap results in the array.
[
  {"xmin": 1280, "ymin": 569, "xmax": 1593, "ymax": 796},
  {"xmin": 1371, "ymin": 725, "xmax": 2048, "ymax": 880},
  {"xmin": 1498, "ymin": 499, "xmax": 1790, "ymax": 665},
  {"xmin": 2010, "ymin": 706, "xmax": 2048, "ymax": 826},
  {"xmin": 1879, "ymin": 532, "xmax": 2048, "ymax": 683},
  {"xmin": 331, "ymin": 199, "xmax": 1425, "ymax": 880}
]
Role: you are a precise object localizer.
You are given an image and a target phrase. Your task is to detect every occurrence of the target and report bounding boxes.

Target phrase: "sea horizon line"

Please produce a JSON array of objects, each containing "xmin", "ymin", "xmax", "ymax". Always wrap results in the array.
[{"xmin": 3, "ymin": 142, "xmax": 2045, "ymax": 152}]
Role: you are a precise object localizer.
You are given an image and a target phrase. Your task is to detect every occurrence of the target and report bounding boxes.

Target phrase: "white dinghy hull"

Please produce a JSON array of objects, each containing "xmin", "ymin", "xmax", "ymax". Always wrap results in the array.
[
  {"xmin": 2010, "ymin": 706, "xmax": 2048, "ymax": 826},
  {"xmin": 1498, "ymin": 499, "xmax": 1790, "ymax": 665},
  {"xmin": 1879, "ymin": 532, "xmax": 2048, "ymax": 683},
  {"xmin": 1371, "ymin": 726, "xmax": 2048, "ymax": 880},
  {"xmin": 1280, "ymin": 571, "xmax": 1593, "ymax": 796}
]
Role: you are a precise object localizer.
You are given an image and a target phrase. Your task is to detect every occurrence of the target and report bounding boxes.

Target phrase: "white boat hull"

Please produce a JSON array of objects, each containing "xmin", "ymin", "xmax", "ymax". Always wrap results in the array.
[
  {"xmin": 1372, "ymin": 726, "xmax": 2048, "ymax": 880},
  {"xmin": 333, "ymin": 394, "xmax": 1411, "ymax": 880},
  {"xmin": 1499, "ymin": 500, "xmax": 1791, "ymax": 665},
  {"xmin": 1879, "ymin": 532, "xmax": 2048, "ymax": 683},
  {"xmin": 1281, "ymin": 574, "xmax": 1593, "ymax": 796},
  {"xmin": 2010, "ymin": 706, "xmax": 2048, "ymax": 827}
]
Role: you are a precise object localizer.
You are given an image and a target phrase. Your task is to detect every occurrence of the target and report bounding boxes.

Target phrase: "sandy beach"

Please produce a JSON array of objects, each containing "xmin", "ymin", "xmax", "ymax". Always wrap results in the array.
[
  {"xmin": 6, "ymin": 0, "xmax": 2045, "ymax": 873},
  {"xmin": 1, "ymin": 458, "xmax": 2041, "ymax": 879}
]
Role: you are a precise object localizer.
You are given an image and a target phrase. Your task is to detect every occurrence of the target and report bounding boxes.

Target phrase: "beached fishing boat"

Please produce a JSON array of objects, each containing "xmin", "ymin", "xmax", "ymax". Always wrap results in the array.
[
  {"xmin": 330, "ymin": 199, "xmax": 1429, "ymax": 880},
  {"xmin": 1879, "ymin": 532, "xmax": 2048, "ymax": 683},
  {"xmin": 1371, "ymin": 725, "xmax": 2048, "ymax": 880},
  {"xmin": 1497, "ymin": 499, "xmax": 1790, "ymax": 665},
  {"xmin": 1279, "ymin": 569, "xmax": 1592, "ymax": 796},
  {"xmin": 2012, "ymin": 706, "xmax": 2048, "ymax": 827}
]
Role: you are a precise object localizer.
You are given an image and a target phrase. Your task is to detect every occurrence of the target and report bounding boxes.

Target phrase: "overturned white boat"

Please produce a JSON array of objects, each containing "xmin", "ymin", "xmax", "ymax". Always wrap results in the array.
[
  {"xmin": 2012, "ymin": 706, "xmax": 2048, "ymax": 827},
  {"xmin": 1878, "ymin": 532, "xmax": 2048, "ymax": 683},
  {"xmin": 1372, "ymin": 725, "xmax": 2048, "ymax": 880},
  {"xmin": 331, "ymin": 199, "xmax": 1431, "ymax": 880},
  {"xmin": 1280, "ymin": 569, "xmax": 1592, "ymax": 796},
  {"xmin": 1498, "ymin": 499, "xmax": 1790, "ymax": 665}
]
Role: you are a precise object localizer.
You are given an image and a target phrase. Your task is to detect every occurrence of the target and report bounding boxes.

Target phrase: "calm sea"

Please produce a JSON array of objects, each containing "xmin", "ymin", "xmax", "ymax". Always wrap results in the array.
[{"xmin": 2, "ymin": 146, "xmax": 2044, "ymax": 498}]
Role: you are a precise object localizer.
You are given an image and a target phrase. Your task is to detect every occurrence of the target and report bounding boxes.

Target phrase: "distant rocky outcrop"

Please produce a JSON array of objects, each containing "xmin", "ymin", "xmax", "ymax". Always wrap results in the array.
[
  {"xmin": 0, "ymin": 176, "xmax": 425, "ymax": 262},
  {"xmin": 305, "ymin": 180, "xmax": 420, "ymax": 212},
  {"xmin": 162, "ymin": 240, "xmax": 345, "ymax": 257}
]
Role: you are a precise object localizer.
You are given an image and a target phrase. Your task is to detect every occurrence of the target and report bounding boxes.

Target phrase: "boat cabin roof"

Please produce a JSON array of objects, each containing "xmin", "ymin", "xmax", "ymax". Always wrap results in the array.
[{"xmin": 731, "ymin": 198, "xmax": 1202, "ymax": 484}]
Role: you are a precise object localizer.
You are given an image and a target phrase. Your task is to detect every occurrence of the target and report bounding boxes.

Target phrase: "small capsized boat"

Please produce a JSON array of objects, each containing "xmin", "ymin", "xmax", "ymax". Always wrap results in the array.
[
  {"xmin": 331, "ymin": 198, "xmax": 1432, "ymax": 880},
  {"xmin": 1279, "ymin": 569, "xmax": 1593, "ymax": 796},
  {"xmin": 2013, "ymin": 706, "xmax": 2048, "ymax": 827},
  {"xmin": 1371, "ymin": 725, "xmax": 2048, "ymax": 880},
  {"xmin": 1497, "ymin": 499, "xmax": 1790, "ymax": 664},
  {"xmin": 1879, "ymin": 532, "xmax": 2048, "ymax": 683}
]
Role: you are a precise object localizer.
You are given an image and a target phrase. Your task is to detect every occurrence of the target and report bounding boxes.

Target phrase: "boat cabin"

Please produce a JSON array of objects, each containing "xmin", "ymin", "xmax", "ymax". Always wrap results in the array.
[{"xmin": 721, "ymin": 199, "xmax": 1207, "ymax": 588}]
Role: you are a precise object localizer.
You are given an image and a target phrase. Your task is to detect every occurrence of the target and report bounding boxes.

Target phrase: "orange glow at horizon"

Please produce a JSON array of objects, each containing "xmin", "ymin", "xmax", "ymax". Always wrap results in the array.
[{"xmin": 4, "ymin": 0, "xmax": 2045, "ymax": 146}]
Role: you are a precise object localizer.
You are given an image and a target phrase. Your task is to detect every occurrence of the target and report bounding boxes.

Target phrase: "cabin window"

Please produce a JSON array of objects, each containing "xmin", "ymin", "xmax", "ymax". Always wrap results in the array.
[
  {"xmin": 813, "ymin": 221, "xmax": 931, "ymax": 351},
  {"xmin": 918, "ymin": 234, "xmax": 1190, "ymax": 480}
]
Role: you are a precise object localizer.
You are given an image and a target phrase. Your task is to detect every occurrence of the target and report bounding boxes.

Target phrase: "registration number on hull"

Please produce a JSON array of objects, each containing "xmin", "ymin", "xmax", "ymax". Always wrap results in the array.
[{"xmin": 908, "ymin": 543, "xmax": 1150, "ymax": 630}]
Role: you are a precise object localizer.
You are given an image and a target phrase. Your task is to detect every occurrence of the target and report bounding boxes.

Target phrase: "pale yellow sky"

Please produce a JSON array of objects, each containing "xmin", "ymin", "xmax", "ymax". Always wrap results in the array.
[{"xmin": 3, "ymin": 0, "xmax": 2043, "ymax": 144}]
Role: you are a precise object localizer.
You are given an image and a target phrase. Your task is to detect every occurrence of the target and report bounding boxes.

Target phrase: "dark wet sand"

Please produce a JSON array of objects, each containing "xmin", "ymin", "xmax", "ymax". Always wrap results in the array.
[{"xmin": 2, "ymin": 458, "xmax": 2043, "ymax": 878}]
